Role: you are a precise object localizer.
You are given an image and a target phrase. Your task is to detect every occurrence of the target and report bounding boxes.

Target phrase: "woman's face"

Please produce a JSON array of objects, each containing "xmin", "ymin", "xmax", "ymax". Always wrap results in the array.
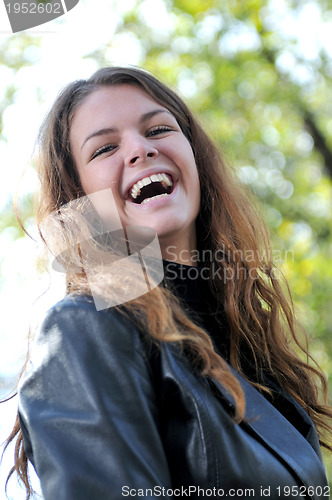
[{"xmin": 70, "ymin": 84, "xmax": 200, "ymax": 257}]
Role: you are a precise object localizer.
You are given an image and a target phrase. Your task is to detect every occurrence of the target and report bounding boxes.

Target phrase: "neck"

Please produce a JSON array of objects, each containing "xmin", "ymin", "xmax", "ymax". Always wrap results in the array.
[{"xmin": 159, "ymin": 233, "xmax": 198, "ymax": 267}]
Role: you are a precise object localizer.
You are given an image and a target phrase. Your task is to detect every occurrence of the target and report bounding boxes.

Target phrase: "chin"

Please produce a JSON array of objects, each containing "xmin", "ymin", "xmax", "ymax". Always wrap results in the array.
[{"xmin": 142, "ymin": 216, "xmax": 185, "ymax": 237}]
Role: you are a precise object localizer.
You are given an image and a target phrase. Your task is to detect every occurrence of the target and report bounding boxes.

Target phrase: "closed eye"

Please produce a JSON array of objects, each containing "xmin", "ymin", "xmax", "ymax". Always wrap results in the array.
[
  {"xmin": 147, "ymin": 126, "xmax": 173, "ymax": 137},
  {"xmin": 91, "ymin": 144, "xmax": 116, "ymax": 160}
]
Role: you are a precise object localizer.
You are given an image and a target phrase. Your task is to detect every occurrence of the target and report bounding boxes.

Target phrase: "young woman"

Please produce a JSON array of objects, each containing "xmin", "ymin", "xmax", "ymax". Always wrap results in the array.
[{"xmin": 5, "ymin": 66, "xmax": 332, "ymax": 499}]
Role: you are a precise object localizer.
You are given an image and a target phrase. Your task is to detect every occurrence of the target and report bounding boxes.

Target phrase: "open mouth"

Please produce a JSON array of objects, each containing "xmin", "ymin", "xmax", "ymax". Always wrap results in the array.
[{"xmin": 128, "ymin": 173, "xmax": 174, "ymax": 204}]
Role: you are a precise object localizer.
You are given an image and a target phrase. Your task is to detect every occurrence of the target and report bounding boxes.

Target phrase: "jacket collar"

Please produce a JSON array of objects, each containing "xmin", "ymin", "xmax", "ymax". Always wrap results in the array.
[{"xmin": 209, "ymin": 368, "xmax": 328, "ymax": 496}]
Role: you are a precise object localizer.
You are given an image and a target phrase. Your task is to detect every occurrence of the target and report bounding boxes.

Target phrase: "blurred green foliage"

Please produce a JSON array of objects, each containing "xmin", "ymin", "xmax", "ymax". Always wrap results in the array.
[{"xmin": 1, "ymin": 0, "xmax": 332, "ymax": 481}]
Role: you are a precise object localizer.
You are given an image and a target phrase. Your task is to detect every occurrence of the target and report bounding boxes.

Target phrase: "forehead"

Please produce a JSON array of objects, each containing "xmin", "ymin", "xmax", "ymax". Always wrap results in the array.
[
  {"xmin": 72, "ymin": 84, "xmax": 166, "ymax": 126},
  {"xmin": 69, "ymin": 84, "xmax": 171, "ymax": 152}
]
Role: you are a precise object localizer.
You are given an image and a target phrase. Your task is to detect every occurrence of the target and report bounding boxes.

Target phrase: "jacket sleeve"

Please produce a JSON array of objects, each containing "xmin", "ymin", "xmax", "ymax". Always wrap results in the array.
[{"xmin": 18, "ymin": 296, "xmax": 173, "ymax": 500}]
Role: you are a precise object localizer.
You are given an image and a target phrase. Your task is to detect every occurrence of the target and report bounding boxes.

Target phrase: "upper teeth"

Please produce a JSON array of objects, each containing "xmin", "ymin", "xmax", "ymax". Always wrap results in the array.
[{"xmin": 130, "ymin": 173, "xmax": 173, "ymax": 200}]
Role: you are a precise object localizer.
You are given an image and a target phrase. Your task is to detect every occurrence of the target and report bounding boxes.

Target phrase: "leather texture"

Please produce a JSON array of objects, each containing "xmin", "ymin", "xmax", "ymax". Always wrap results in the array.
[{"xmin": 18, "ymin": 295, "xmax": 328, "ymax": 500}]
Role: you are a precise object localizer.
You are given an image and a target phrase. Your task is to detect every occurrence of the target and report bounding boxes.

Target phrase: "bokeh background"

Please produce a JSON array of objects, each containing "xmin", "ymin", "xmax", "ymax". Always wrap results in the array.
[{"xmin": 0, "ymin": 0, "xmax": 331, "ymax": 497}]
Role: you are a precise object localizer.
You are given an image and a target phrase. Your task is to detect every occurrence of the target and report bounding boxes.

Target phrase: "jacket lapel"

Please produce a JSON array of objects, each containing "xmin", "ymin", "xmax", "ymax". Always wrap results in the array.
[{"xmin": 209, "ymin": 369, "xmax": 328, "ymax": 493}]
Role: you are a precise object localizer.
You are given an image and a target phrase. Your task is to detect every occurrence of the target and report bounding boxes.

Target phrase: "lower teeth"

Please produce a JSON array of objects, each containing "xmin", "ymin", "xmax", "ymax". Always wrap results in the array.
[{"xmin": 141, "ymin": 193, "xmax": 169, "ymax": 204}]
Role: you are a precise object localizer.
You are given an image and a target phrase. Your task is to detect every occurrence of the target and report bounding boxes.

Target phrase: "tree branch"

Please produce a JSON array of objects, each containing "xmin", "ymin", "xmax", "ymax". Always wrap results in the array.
[{"xmin": 303, "ymin": 111, "xmax": 332, "ymax": 178}]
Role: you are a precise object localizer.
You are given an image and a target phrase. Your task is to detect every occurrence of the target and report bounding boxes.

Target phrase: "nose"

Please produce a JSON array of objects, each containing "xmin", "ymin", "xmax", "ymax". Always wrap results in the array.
[{"xmin": 125, "ymin": 135, "xmax": 158, "ymax": 166}]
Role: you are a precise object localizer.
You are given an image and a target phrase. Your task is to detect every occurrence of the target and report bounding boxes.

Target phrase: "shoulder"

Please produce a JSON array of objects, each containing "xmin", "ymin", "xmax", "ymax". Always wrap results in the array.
[
  {"xmin": 26, "ymin": 294, "xmax": 150, "ymax": 377},
  {"xmin": 42, "ymin": 293, "xmax": 142, "ymax": 342},
  {"xmin": 42, "ymin": 293, "xmax": 132, "ymax": 331},
  {"xmin": 19, "ymin": 294, "xmax": 158, "ymax": 420}
]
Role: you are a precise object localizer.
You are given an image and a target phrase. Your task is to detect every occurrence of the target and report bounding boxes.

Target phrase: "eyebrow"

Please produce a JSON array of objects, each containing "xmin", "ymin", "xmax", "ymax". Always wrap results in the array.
[{"xmin": 81, "ymin": 109, "xmax": 173, "ymax": 150}]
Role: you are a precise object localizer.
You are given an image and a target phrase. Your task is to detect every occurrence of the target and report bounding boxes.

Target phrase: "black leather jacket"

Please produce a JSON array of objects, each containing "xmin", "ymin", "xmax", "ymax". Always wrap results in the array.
[{"xmin": 18, "ymin": 295, "xmax": 328, "ymax": 500}]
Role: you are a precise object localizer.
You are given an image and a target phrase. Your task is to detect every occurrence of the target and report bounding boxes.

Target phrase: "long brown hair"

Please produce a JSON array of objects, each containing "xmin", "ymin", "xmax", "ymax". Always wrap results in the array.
[{"xmin": 3, "ymin": 66, "xmax": 332, "ymax": 498}]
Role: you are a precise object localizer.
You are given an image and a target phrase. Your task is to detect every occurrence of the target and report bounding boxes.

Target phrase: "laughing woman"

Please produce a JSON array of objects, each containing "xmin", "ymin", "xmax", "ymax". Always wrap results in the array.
[{"xmin": 4, "ymin": 67, "xmax": 332, "ymax": 499}]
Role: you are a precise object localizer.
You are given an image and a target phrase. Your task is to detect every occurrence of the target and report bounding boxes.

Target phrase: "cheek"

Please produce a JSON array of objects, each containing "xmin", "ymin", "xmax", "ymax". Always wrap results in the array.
[
  {"xmin": 183, "ymin": 144, "xmax": 198, "ymax": 177},
  {"xmin": 191, "ymin": 163, "xmax": 201, "ymax": 210},
  {"xmin": 179, "ymin": 147, "xmax": 200, "ymax": 203},
  {"xmin": 80, "ymin": 168, "xmax": 119, "ymax": 196},
  {"xmin": 185, "ymin": 150, "xmax": 199, "ymax": 186}
]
